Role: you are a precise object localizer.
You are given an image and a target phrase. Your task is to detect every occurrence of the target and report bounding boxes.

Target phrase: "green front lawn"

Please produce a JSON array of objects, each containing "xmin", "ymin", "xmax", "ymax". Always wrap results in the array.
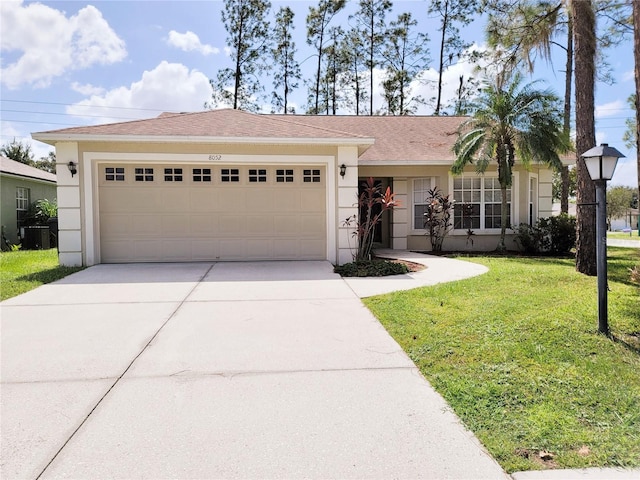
[
  {"xmin": 608, "ymin": 230, "xmax": 639, "ymax": 240},
  {"xmin": 365, "ymin": 247, "xmax": 640, "ymax": 473},
  {"xmin": 0, "ymin": 249, "xmax": 84, "ymax": 301}
]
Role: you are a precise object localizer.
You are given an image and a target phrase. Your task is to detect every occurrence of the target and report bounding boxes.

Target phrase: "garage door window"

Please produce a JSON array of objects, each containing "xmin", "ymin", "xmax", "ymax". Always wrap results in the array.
[
  {"xmin": 193, "ymin": 168, "xmax": 212, "ymax": 182},
  {"xmin": 164, "ymin": 168, "xmax": 183, "ymax": 182},
  {"xmin": 303, "ymin": 169, "xmax": 321, "ymax": 183},
  {"xmin": 221, "ymin": 168, "xmax": 240, "ymax": 182},
  {"xmin": 105, "ymin": 167, "xmax": 125, "ymax": 181},
  {"xmin": 276, "ymin": 169, "xmax": 294, "ymax": 183},
  {"xmin": 135, "ymin": 168, "xmax": 154, "ymax": 182},
  {"xmin": 248, "ymin": 169, "xmax": 267, "ymax": 183}
]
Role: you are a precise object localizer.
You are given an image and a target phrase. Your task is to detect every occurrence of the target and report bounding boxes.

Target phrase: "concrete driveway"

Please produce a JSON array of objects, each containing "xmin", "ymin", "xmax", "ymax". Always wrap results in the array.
[{"xmin": 1, "ymin": 261, "xmax": 507, "ymax": 479}]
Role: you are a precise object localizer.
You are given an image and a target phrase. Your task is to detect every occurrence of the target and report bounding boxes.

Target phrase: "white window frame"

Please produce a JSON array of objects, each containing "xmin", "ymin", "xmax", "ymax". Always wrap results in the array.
[
  {"xmin": 448, "ymin": 173, "xmax": 519, "ymax": 234},
  {"xmin": 16, "ymin": 187, "xmax": 30, "ymax": 211},
  {"xmin": 411, "ymin": 177, "xmax": 436, "ymax": 232}
]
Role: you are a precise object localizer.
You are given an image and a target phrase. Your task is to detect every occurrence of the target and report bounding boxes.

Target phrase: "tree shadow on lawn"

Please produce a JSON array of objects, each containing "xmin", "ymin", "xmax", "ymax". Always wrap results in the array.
[{"xmin": 16, "ymin": 266, "xmax": 83, "ymax": 285}]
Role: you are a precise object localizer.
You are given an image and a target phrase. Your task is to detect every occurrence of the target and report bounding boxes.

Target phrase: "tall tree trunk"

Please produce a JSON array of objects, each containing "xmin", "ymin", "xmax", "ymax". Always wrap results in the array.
[
  {"xmin": 572, "ymin": 0, "xmax": 597, "ymax": 276},
  {"xmin": 434, "ymin": 1, "xmax": 449, "ymax": 116},
  {"xmin": 561, "ymin": 18, "xmax": 574, "ymax": 214},
  {"xmin": 634, "ymin": 0, "xmax": 640, "ymax": 214},
  {"xmin": 369, "ymin": 11, "xmax": 375, "ymax": 115},
  {"xmin": 499, "ymin": 184, "xmax": 508, "ymax": 252}
]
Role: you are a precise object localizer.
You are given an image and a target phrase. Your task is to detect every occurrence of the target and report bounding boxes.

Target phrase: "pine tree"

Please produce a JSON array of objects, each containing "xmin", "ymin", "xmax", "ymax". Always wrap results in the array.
[
  {"xmin": 271, "ymin": 6, "xmax": 301, "ymax": 114},
  {"xmin": 208, "ymin": 0, "xmax": 272, "ymax": 112},
  {"xmin": 306, "ymin": 0, "xmax": 346, "ymax": 114},
  {"xmin": 428, "ymin": 0, "xmax": 478, "ymax": 115},
  {"xmin": 351, "ymin": 0, "xmax": 392, "ymax": 115},
  {"xmin": 381, "ymin": 12, "xmax": 430, "ymax": 115}
]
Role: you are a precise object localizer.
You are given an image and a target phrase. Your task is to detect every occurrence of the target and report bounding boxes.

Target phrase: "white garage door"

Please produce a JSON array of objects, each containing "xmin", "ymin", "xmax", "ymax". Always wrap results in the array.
[{"xmin": 98, "ymin": 164, "xmax": 327, "ymax": 262}]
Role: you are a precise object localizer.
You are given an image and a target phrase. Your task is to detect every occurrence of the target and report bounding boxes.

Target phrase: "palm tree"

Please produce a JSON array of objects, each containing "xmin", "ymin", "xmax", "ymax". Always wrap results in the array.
[{"xmin": 452, "ymin": 72, "xmax": 569, "ymax": 251}]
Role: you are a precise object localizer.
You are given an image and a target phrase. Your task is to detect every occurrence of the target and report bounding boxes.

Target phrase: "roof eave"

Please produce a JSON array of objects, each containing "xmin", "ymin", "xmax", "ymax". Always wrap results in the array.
[
  {"xmin": 0, "ymin": 171, "xmax": 57, "ymax": 184},
  {"xmin": 31, "ymin": 133, "xmax": 374, "ymax": 147}
]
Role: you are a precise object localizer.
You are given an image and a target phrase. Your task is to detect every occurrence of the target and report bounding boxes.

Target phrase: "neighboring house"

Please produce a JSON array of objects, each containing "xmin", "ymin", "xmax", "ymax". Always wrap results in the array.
[
  {"xmin": 0, "ymin": 156, "xmax": 57, "ymax": 245},
  {"xmin": 32, "ymin": 109, "xmax": 571, "ymax": 267}
]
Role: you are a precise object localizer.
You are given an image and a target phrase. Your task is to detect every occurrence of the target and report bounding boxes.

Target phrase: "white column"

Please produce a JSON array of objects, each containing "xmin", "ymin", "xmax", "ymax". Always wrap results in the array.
[
  {"xmin": 55, "ymin": 142, "xmax": 83, "ymax": 266},
  {"xmin": 336, "ymin": 146, "xmax": 359, "ymax": 264},
  {"xmin": 392, "ymin": 178, "xmax": 408, "ymax": 250}
]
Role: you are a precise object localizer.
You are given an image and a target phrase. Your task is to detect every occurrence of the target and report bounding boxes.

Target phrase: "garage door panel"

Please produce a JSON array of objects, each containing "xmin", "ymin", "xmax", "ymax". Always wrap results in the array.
[
  {"xmin": 274, "ymin": 216, "xmax": 300, "ymax": 235},
  {"xmin": 101, "ymin": 214, "xmax": 131, "ymax": 235},
  {"xmin": 301, "ymin": 215, "xmax": 326, "ymax": 236},
  {"xmin": 189, "ymin": 215, "xmax": 218, "ymax": 235},
  {"xmin": 219, "ymin": 215, "xmax": 244, "ymax": 236},
  {"xmin": 133, "ymin": 239, "xmax": 161, "ymax": 261},
  {"xmin": 218, "ymin": 189, "xmax": 246, "ymax": 211},
  {"xmin": 99, "ymin": 164, "xmax": 327, "ymax": 262},
  {"xmin": 111, "ymin": 189, "xmax": 162, "ymax": 212},
  {"xmin": 162, "ymin": 188, "xmax": 191, "ymax": 212},
  {"xmin": 161, "ymin": 239, "xmax": 192, "ymax": 261},
  {"xmin": 190, "ymin": 189, "xmax": 218, "ymax": 212},
  {"xmin": 246, "ymin": 215, "xmax": 274, "ymax": 235},
  {"xmin": 300, "ymin": 190, "xmax": 325, "ymax": 211},
  {"xmin": 219, "ymin": 239, "xmax": 246, "ymax": 259},
  {"xmin": 273, "ymin": 190, "xmax": 299, "ymax": 211},
  {"xmin": 162, "ymin": 215, "xmax": 189, "ymax": 235},
  {"xmin": 246, "ymin": 239, "xmax": 273, "ymax": 259},
  {"xmin": 300, "ymin": 239, "xmax": 325, "ymax": 258},
  {"xmin": 246, "ymin": 190, "xmax": 273, "ymax": 211},
  {"xmin": 130, "ymin": 215, "xmax": 161, "ymax": 235},
  {"xmin": 101, "ymin": 240, "xmax": 131, "ymax": 263}
]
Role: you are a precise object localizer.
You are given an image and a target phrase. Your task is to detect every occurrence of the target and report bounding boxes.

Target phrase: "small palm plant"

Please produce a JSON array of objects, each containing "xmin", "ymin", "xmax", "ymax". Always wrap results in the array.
[{"xmin": 452, "ymin": 71, "xmax": 570, "ymax": 251}]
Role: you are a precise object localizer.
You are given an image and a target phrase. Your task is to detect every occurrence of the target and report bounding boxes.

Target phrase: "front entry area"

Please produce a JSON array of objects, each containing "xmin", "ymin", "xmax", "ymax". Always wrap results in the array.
[{"xmin": 98, "ymin": 164, "xmax": 327, "ymax": 262}]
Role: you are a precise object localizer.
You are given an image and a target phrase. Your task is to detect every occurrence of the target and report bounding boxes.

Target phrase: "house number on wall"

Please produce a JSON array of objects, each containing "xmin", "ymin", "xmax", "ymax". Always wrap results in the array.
[{"xmin": 208, "ymin": 154, "xmax": 222, "ymax": 161}]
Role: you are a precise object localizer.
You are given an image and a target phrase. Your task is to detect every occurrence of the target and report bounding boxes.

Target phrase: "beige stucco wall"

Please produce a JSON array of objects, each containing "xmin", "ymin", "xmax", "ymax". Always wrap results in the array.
[{"xmin": 0, "ymin": 175, "xmax": 57, "ymax": 245}]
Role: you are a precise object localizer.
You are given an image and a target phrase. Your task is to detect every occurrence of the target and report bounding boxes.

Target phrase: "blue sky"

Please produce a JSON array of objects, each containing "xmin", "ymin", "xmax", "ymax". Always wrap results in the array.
[{"xmin": 1, "ymin": 0, "xmax": 636, "ymax": 187}]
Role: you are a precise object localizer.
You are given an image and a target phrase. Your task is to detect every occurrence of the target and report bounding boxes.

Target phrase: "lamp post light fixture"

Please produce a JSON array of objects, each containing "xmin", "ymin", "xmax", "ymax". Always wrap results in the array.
[{"xmin": 581, "ymin": 143, "xmax": 625, "ymax": 335}]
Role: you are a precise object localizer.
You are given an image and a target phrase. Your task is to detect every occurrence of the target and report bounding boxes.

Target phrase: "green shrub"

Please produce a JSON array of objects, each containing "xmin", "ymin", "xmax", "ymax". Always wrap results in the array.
[
  {"xmin": 334, "ymin": 260, "xmax": 409, "ymax": 277},
  {"xmin": 515, "ymin": 214, "xmax": 576, "ymax": 255}
]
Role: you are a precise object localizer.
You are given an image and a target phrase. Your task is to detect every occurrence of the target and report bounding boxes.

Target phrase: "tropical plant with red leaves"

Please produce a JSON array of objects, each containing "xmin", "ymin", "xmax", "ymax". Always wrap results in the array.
[{"xmin": 344, "ymin": 177, "xmax": 400, "ymax": 261}]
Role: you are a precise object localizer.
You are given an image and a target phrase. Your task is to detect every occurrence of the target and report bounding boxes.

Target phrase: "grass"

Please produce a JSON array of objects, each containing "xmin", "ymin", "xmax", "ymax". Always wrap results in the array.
[
  {"xmin": 364, "ymin": 247, "xmax": 640, "ymax": 473},
  {"xmin": 0, "ymin": 249, "xmax": 84, "ymax": 301},
  {"xmin": 608, "ymin": 230, "xmax": 639, "ymax": 240}
]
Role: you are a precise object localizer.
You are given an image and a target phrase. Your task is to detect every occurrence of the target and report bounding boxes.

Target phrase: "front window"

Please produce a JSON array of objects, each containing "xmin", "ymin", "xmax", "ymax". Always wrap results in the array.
[
  {"xmin": 16, "ymin": 187, "xmax": 29, "ymax": 229},
  {"xmin": 453, "ymin": 176, "xmax": 511, "ymax": 230},
  {"xmin": 413, "ymin": 178, "xmax": 435, "ymax": 229}
]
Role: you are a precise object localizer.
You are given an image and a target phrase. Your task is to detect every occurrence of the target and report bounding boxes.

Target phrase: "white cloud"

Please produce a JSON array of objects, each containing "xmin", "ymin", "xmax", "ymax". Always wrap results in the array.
[
  {"xmin": 0, "ymin": 0, "xmax": 126, "ymax": 89},
  {"xmin": 167, "ymin": 30, "xmax": 219, "ymax": 55},
  {"xmin": 407, "ymin": 44, "xmax": 489, "ymax": 115},
  {"xmin": 596, "ymin": 100, "xmax": 625, "ymax": 119},
  {"xmin": 71, "ymin": 82, "xmax": 106, "ymax": 96},
  {"xmin": 66, "ymin": 61, "xmax": 212, "ymax": 123}
]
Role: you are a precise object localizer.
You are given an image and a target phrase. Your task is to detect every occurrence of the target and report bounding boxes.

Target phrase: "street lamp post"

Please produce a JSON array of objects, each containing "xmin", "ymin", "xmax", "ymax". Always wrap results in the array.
[{"xmin": 581, "ymin": 143, "xmax": 626, "ymax": 335}]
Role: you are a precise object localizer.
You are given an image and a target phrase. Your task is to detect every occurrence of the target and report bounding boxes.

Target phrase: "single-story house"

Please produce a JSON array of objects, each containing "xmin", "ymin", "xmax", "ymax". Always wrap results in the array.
[
  {"xmin": 0, "ymin": 155, "xmax": 57, "ymax": 245},
  {"xmin": 32, "ymin": 109, "xmax": 570, "ymax": 266}
]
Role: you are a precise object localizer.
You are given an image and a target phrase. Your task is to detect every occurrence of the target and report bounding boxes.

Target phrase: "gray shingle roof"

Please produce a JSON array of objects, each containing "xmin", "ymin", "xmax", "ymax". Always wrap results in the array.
[
  {"xmin": 33, "ymin": 109, "xmax": 468, "ymax": 163},
  {"xmin": 0, "ymin": 156, "xmax": 57, "ymax": 183}
]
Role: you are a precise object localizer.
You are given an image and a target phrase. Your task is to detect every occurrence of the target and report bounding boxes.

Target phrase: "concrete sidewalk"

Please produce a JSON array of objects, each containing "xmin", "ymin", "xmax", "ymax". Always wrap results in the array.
[{"xmin": 1, "ymin": 259, "xmax": 508, "ymax": 479}]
